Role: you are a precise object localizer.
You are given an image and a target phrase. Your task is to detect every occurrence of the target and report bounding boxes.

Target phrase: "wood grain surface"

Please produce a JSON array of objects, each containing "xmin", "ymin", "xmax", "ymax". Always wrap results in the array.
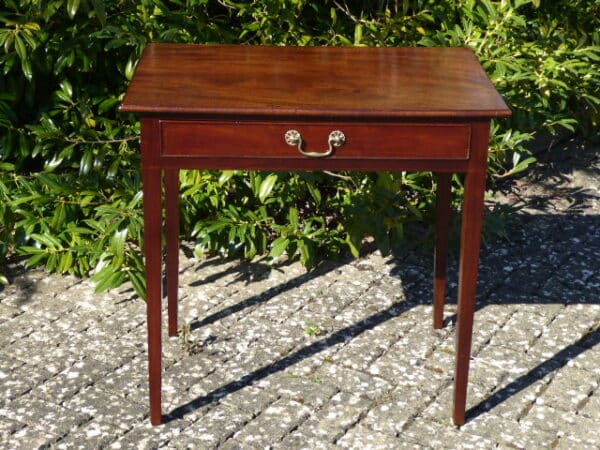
[{"xmin": 120, "ymin": 44, "xmax": 511, "ymax": 119}]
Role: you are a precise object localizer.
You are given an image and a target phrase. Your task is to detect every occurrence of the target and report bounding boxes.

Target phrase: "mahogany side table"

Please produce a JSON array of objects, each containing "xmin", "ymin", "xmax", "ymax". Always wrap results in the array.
[{"xmin": 120, "ymin": 43, "xmax": 511, "ymax": 426}]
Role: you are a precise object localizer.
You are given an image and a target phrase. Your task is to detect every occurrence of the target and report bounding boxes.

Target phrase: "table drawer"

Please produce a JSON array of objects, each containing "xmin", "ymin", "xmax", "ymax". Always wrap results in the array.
[{"xmin": 160, "ymin": 121, "xmax": 471, "ymax": 160}]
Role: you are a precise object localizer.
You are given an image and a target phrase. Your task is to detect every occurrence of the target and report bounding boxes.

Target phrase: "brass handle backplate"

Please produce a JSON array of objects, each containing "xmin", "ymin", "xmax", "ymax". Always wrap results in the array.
[{"xmin": 284, "ymin": 129, "xmax": 345, "ymax": 158}]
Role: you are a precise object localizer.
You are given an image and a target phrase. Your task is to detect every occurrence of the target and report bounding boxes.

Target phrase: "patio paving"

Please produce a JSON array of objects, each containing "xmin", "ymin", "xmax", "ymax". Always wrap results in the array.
[{"xmin": 0, "ymin": 141, "xmax": 598, "ymax": 449}]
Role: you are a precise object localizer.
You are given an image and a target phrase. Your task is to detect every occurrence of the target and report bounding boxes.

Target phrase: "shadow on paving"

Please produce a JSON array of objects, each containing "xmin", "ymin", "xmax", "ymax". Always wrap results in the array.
[
  {"xmin": 166, "ymin": 297, "xmax": 416, "ymax": 423},
  {"xmin": 166, "ymin": 209, "xmax": 598, "ymax": 424},
  {"xmin": 467, "ymin": 326, "xmax": 600, "ymax": 421},
  {"xmin": 187, "ymin": 258, "xmax": 347, "ymax": 332}
]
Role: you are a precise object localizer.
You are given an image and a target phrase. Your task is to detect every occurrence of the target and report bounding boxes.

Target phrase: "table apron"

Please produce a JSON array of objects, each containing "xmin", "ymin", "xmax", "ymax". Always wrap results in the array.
[{"xmin": 159, "ymin": 120, "xmax": 472, "ymax": 160}]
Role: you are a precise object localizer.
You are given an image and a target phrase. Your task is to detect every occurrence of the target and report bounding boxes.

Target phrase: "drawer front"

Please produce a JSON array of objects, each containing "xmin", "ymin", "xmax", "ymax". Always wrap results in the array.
[{"xmin": 160, "ymin": 121, "xmax": 471, "ymax": 160}]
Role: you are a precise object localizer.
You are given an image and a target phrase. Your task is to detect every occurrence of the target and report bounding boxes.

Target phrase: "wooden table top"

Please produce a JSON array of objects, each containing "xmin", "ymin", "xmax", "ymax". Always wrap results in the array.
[{"xmin": 120, "ymin": 44, "xmax": 510, "ymax": 120}]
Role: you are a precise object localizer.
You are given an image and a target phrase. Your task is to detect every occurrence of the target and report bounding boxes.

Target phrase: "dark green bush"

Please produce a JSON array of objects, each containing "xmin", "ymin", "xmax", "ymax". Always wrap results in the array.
[{"xmin": 1, "ymin": 0, "xmax": 599, "ymax": 295}]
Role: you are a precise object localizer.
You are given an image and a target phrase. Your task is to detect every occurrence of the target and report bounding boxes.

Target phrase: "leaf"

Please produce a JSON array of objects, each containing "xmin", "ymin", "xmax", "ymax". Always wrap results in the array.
[
  {"xmin": 30, "ymin": 233, "xmax": 62, "ymax": 250},
  {"xmin": 306, "ymin": 182, "xmax": 321, "ymax": 205},
  {"xmin": 80, "ymin": 149, "xmax": 93, "ymax": 175},
  {"xmin": 354, "ymin": 24, "xmax": 363, "ymax": 45},
  {"xmin": 26, "ymin": 252, "xmax": 47, "ymax": 268},
  {"xmin": 129, "ymin": 268, "xmax": 146, "ymax": 299},
  {"xmin": 51, "ymin": 203, "xmax": 67, "ymax": 229},
  {"xmin": 298, "ymin": 238, "xmax": 314, "ymax": 267},
  {"xmin": 94, "ymin": 268, "xmax": 125, "ymax": 293},
  {"xmin": 345, "ymin": 232, "xmax": 361, "ymax": 258},
  {"xmin": 511, "ymin": 156, "xmax": 536, "ymax": 175},
  {"xmin": 218, "ymin": 170, "xmax": 236, "ymax": 184},
  {"xmin": 258, "ymin": 173, "xmax": 278, "ymax": 203},
  {"xmin": 18, "ymin": 54, "xmax": 32, "ymax": 81},
  {"xmin": 337, "ymin": 34, "xmax": 353, "ymax": 46},
  {"xmin": 60, "ymin": 80, "xmax": 73, "ymax": 99},
  {"xmin": 288, "ymin": 207, "xmax": 299, "ymax": 230},
  {"xmin": 125, "ymin": 56, "xmax": 138, "ymax": 80},
  {"xmin": 269, "ymin": 236, "xmax": 289, "ymax": 258},
  {"xmin": 58, "ymin": 251, "xmax": 74, "ymax": 273},
  {"xmin": 67, "ymin": 0, "xmax": 81, "ymax": 19},
  {"xmin": 14, "ymin": 35, "xmax": 26, "ymax": 60},
  {"xmin": 110, "ymin": 227, "xmax": 128, "ymax": 264},
  {"xmin": 90, "ymin": 0, "xmax": 107, "ymax": 26}
]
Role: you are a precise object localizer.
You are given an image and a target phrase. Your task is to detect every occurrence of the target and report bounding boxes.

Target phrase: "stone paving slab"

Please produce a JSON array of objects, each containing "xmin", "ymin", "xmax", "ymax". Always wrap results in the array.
[{"xmin": 0, "ymin": 144, "xmax": 599, "ymax": 448}]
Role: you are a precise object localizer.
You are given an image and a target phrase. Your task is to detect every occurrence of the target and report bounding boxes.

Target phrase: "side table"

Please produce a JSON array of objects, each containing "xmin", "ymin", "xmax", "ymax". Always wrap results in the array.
[{"xmin": 120, "ymin": 44, "xmax": 511, "ymax": 426}]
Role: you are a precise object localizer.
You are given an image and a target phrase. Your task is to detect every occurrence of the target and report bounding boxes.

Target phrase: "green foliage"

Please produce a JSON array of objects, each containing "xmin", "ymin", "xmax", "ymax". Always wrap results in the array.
[{"xmin": 1, "ymin": 0, "xmax": 599, "ymax": 297}]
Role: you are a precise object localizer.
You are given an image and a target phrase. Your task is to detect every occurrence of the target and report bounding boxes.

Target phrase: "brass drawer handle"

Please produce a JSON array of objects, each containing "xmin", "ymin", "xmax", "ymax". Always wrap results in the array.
[{"xmin": 284, "ymin": 129, "xmax": 345, "ymax": 158}]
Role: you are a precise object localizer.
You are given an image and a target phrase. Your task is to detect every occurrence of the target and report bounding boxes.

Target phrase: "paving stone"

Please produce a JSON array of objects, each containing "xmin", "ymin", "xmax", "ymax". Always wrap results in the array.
[
  {"xmin": 402, "ymin": 420, "xmax": 498, "ymax": 449},
  {"xmin": 471, "ymin": 303, "xmax": 520, "ymax": 353},
  {"xmin": 0, "ymin": 353, "xmax": 32, "ymax": 408},
  {"xmin": 335, "ymin": 423, "xmax": 403, "ymax": 449},
  {"xmin": 169, "ymin": 403, "xmax": 253, "ymax": 448},
  {"xmin": 0, "ymin": 415, "xmax": 26, "ymax": 441},
  {"xmin": 468, "ymin": 353, "xmax": 511, "ymax": 391},
  {"xmin": 62, "ymin": 385, "xmax": 146, "ymax": 432},
  {"xmin": 82, "ymin": 333, "xmax": 145, "ymax": 370},
  {"xmin": 314, "ymin": 363, "xmax": 393, "ymax": 400},
  {"xmin": 52, "ymin": 420, "xmax": 122, "ymax": 450},
  {"xmin": 526, "ymin": 306, "xmax": 600, "ymax": 360},
  {"xmin": 99, "ymin": 300, "xmax": 147, "ymax": 333},
  {"xmin": 384, "ymin": 319, "xmax": 448, "ymax": 362},
  {"xmin": 160, "ymin": 435, "xmax": 211, "ymax": 450},
  {"xmin": 183, "ymin": 365, "xmax": 248, "ymax": 403},
  {"xmin": 332, "ymin": 327, "xmax": 401, "ymax": 372},
  {"xmin": 484, "ymin": 375, "xmax": 552, "ymax": 420},
  {"xmin": 218, "ymin": 384, "xmax": 280, "ymax": 415},
  {"xmin": 541, "ymin": 249, "xmax": 600, "ymax": 294},
  {"xmin": 488, "ymin": 307, "xmax": 554, "ymax": 351},
  {"xmin": 474, "ymin": 343, "xmax": 543, "ymax": 378},
  {"xmin": 519, "ymin": 403, "xmax": 578, "ymax": 435},
  {"xmin": 218, "ymin": 337, "xmax": 301, "ymax": 380},
  {"xmin": 15, "ymin": 340, "xmax": 84, "ymax": 375},
  {"xmin": 0, "ymin": 313, "xmax": 40, "ymax": 348},
  {"xmin": 361, "ymin": 387, "xmax": 433, "ymax": 435},
  {"xmin": 563, "ymin": 341, "xmax": 600, "ymax": 377},
  {"xmin": 554, "ymin": 434, "xmax": 600, "ymax": 450},
  {"xmin": 2, "ymin": 425, "xmax": 61, "ymax": 450},
  {"xmin": 0, "ymin": 303, "xmax": 20, "ymax": 323},
  {"xmin": 0, "ymin": 395, "xmax": 90, "ymax": 438},
  {"xmin": 217, "ymin": 437, "xmax": 262, "ymax": 450},
  {"xmin": 5, "ymin": 325, "xmax": 68, "ymax": 363},
  {"xmin": 259, "ymin": 372, "xmax": 337, "ymax": 409},
  {"xmin": 93, "ymin": 355, "xmax": 149, "ymax": 404},
  {"xmin": 578, "ymin": 390, "xmax": 600, "ymax": 421},
  {"xmin": 557, "ymin": 413, "xmax": 600, "ymax": 448},
  {"xmin": 460, "ymin": 412, "xmax": 556, "ymax": 449},
  {"xmin": 368, "ymin": 356, "xmax": 450, "ymax": 398},
  {"xmin": 163, "ymin": 353, "xmax": 220, "ymax": 394},
  {"xmin": 0, "ymin": 362, "xmax": 54, "ymax": 407},
  {"xmin": 232, "ymin": 398, "xmax": 311, "ymax": 448},
  {"xmin": 421, "ymin": 380, "xmax": 489, "ymax": 424},
  {"xmin": 20, "ymin": 294, "xmax": 78, "ymax": 322},
  {"xmin": 540, "ymin": 365, "xmax": 598, "ymax": 412},
  {"xmin": 106, "ymin": 418, "xmax": 192, "ymax": 450},
  {"xmin": 31, "ymin": 358, "xmax": 113, "ymax": 403},
  {"xmin": 280, "ymin": 391, "xmax": 371, "ymax": 448}
]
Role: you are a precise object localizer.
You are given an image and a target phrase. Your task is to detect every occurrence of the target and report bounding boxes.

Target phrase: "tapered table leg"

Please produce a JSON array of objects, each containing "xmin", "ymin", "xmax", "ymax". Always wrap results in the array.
[
  {"xmin": 453, "ymin": 169, "xmax": 487, "ymax": 426},
  {"xmin": 165, "ymin": 169, "xmax": 180, "ymax": 337},
  {"xmin": 433, "ymin": 172, "xmax": 452, "ymax": 329},
  {"xmin": 143, "ymin": 166, "xmax": 163, "ymax": 426}
]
